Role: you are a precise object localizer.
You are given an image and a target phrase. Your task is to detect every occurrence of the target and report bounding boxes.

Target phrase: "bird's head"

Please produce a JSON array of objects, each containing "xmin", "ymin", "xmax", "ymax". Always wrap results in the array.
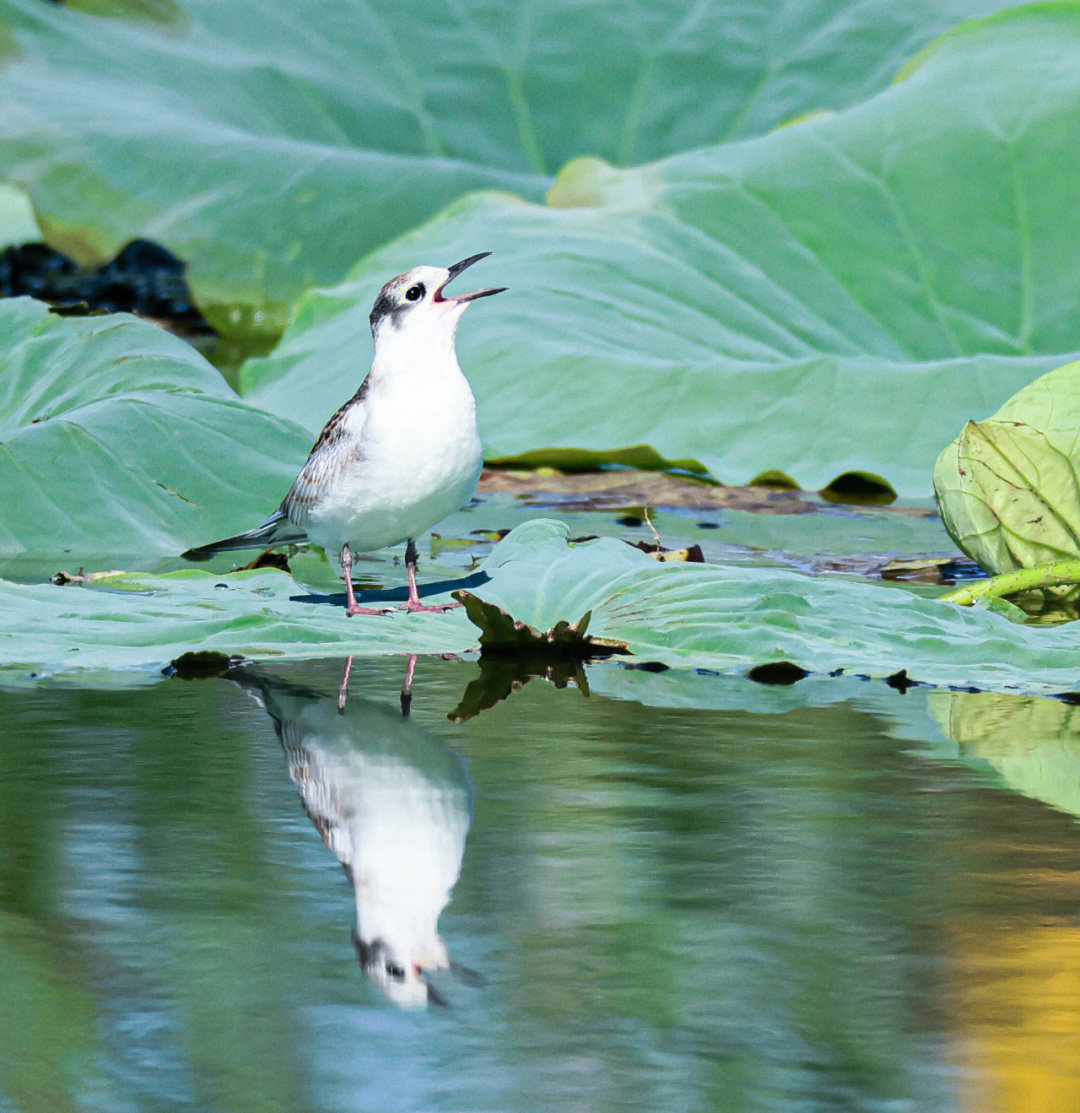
[
  {"xmin": 353, "ymin": 932, "xmax": 451, "ymax": 1008},
  {"xmin": 368, "ymin": 253, "xmax": 505, "ymax": 353}
]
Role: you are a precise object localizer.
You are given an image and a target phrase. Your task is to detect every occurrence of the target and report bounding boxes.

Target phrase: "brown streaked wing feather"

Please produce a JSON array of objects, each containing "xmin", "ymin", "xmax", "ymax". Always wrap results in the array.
[{"xmin": 280, "ymin": 380, "xmax": 369, "ymax": 526}]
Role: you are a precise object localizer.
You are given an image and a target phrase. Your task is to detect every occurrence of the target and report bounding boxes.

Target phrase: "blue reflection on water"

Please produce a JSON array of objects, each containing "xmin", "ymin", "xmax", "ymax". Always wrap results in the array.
[{"xmin": 3, "ymin": 657, "xmax": 1080, "ymax": 1111}]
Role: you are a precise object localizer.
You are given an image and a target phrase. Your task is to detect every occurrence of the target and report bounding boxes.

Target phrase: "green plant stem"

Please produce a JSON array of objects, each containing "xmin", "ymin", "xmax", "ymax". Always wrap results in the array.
[{"xmin": 943, "ymin": 560, "xmax": 1080, "ymax": 606}]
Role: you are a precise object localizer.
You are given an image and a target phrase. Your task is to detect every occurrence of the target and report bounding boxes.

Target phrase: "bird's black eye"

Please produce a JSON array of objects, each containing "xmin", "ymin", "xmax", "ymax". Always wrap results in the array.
[
  {"xmin": 405, "ymin": 284, "xmax": 424, "ymax": 302},
  {"xmin": 386, "ymin": 962, "xmax": 406, "ymax": 981}
]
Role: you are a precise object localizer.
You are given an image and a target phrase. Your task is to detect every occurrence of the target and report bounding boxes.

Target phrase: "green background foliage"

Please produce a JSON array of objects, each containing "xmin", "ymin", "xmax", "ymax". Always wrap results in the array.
[
  {"xmin": 0, "ymin": 0, "xmax": 1025, "ymax": 331},
  {"xmin": 237, "ymin": 4, "xmax": 1080, "ymax": 495}
]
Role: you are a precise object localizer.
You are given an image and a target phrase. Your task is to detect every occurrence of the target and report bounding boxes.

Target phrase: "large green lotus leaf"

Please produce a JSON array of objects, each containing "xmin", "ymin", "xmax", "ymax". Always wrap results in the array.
[
  {"xmin": 240, "ymin": 5, "xmax": 1080, "ymax": 497},
  {"xmin": 0, "ymin": 568, "xmax": 478, "ymax": 683},
  {"xmin": 0, "ymin": 0, "xmax": 1023, "ymax": 335},
  {"xmin": 0, "ymin": 298, "xmax": 310, "ymax": 560},
  {"xmin": 933, "ymin": 357, "xmax": 1080, "ymax": 571},
  {"xmin": 461, "ymin": 520, "xmax": 1080, "ymax": 695}
]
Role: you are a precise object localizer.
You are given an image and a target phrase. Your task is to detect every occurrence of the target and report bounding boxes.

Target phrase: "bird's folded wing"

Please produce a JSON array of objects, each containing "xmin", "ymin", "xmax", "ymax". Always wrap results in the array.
[
  {"xmin": 282, "ymin": 441, "xmax": 362, "ymax": 525},
  {"xmin": 281, "ymin": 389, "xmax": 369, "ymax": 525}
]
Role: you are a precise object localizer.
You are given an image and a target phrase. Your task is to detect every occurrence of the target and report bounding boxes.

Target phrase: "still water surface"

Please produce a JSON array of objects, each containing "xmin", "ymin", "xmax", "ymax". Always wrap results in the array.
[{"xmin": 3, "ymin": 656, "xmax": 1080, "ymax": 1112}]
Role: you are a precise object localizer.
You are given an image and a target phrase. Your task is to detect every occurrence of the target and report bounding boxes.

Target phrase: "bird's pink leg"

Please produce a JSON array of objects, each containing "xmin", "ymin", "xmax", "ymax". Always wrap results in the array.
[
  {"xmin": 340, "ymin": 543, "xmax": 389, "ymax": 616},
  {"xmin": 337, "ymin": 654, "xmax": 354, "ymax": 712},
  {"xmin": 400, "ymin": 652, "xmax": 417, "ymax": 716},
  {"xmin": 399, "ymin": 539, "xmax": 461, "ymax": 613}
]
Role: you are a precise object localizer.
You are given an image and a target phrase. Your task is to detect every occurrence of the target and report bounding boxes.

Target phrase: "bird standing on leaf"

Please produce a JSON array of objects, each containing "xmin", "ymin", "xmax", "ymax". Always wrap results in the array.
[{"xmin": 184, "ymin": 253, "xmax": 504, "ymax": 614}]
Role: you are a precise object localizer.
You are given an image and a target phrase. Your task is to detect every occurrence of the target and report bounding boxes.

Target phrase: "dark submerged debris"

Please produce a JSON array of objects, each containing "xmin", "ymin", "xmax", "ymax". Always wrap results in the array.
[
  {"xmin": 880, "ymin": 555, "xmax": 982, "ymax": 585},
  {"xmin": 239, "ymin": 550, "xmax": 292, "ymax": 573},
  {"xmin": 464, "ymin": 528, "xmax": 512, "ymax": 540},
  {"xmin": 746, "ymin": 661, "xmax": 809, "ymax": 685},
  {"xmin": 163, "ymin": 650, "xmax": 246, "ymax": 679},
  {"xmin": 1, "ymin": 238, "xmax": 215, "ymax": 344},
  {"xmin": 623, "ymin": 660, "xmax": 670, "ymax": 673},
  {"xmin": 630, "ymin": 540, "xmax": 705, "ymax": 563},
  {"xmin": 51, "ymin": 568, "xmax": 126, "ymax": 585}
]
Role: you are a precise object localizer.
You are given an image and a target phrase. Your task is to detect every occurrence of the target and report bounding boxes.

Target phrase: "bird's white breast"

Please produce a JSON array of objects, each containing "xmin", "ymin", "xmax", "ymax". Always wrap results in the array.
[{"xmin": 305, "ymin": 351, "xmax": 483, "ymax": 554}]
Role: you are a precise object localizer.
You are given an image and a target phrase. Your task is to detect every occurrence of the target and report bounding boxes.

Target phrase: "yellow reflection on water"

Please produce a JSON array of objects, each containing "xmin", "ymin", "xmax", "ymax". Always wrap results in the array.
[
  {"xmin": 930, "ymin": 689, "xmax": 1080, "ymax": 1111},
  {"xmin": 955, "ymin": 921, "xmax": 1080, "ymax": 1113}
]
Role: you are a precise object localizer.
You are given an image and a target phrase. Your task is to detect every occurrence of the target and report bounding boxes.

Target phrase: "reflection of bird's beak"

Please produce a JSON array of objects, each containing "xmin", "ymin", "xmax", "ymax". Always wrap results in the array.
[
  {"xmin": 423, "ymin": 970, "xmax": 450, "ymax": 1008},
  {"xmin": 450, "ymin": 961, "xmax": 485, "ymax": 987},
  {"xmin": 437, "ymin": 252, "xmax": 506, "ymax": 303}
]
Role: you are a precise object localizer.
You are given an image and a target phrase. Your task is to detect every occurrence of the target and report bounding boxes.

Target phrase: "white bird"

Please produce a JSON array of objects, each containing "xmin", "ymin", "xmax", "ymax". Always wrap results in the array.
[
  {"xmin": 231, "ymin": 658, "xmax": 474, "ymax": 1007},
  {"xmin": 183, "ymin": 254, "xmax": 504, "ymax": 615}
]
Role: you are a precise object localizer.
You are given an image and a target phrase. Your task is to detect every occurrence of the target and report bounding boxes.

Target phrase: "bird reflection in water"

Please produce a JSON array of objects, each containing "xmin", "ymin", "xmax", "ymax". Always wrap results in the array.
[{"xmin": 231, "ymin": 654, "xmax": 474, "ymax": 1007}]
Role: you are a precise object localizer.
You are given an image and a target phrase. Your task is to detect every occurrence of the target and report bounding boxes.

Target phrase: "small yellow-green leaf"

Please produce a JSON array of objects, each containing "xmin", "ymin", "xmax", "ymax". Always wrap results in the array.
[{"xmin": 934, "ymin": 359, "xmax": 1080, "ymax": 572}]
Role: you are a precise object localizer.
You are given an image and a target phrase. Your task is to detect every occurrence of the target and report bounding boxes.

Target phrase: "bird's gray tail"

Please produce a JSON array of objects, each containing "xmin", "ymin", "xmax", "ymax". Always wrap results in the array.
[{"xmin": 182, "ymin": 509, "xmax": 304, "ymax": 561}]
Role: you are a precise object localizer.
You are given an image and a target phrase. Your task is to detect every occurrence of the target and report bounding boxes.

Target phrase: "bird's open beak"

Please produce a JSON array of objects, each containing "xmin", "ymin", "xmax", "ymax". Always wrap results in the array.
[{"xmin": 436, "ymin": 252, "xmax": 506, "ymax": 303}]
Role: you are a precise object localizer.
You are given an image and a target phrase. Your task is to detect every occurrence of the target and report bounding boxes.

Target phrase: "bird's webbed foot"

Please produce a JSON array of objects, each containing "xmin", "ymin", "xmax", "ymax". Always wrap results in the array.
[
  {"xmin": 346, "ymin": 603, "xmax": 393, "ymax": 617},
  {"xmin": 397, "ymin": 599, "xmax": 462, "ymax": 614}
]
